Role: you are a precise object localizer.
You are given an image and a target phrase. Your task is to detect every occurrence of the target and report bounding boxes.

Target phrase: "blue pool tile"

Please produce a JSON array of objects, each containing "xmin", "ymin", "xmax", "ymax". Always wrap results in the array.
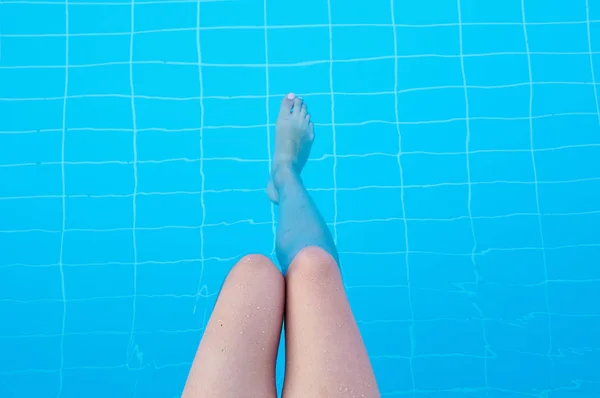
[
  {"xmin": 202, "ymin": 65, "xmax": 267, "ymax": 96},
  {"xmin": 330, "ymin": 0, "xmax": 392, "ymax": 24},
  {"xmin": 395, "ymin": 26, "xmax": 460, "ymax": 56},
  {"xmin": 477, "ymin": 249, "xmax": 546, "ymax": 285},
  {"xmin": 526, "ymin": 23, "xmax": 590, "ymax": 52},
  {"xmin": 136, "ymin": 194, "xmax": 203, "ymax": 228},
  {"xmin": 66, "ymin": 197, "xmax": 133, "ymax": 229},
  {"xmin": 0, "ymin": 232, "xmax": 61, "ymax": 266},
  {"xmin": 1, "ymin": 68, "xmax": 65, "ymax": 99},
  {"xmin": 464, "ymin": 54, "xmax": 530, "ymax": 85},
  {"xmin": 63, "ymin": 332, "xmax": 130, "ymax": 368},
  {"xmin": 469, "ymin": 150, "xmax": 536, "ymax": 182},
  {"xmin": 66, "ymin": 97, "xmax": 133, "ymax": 130},
  {"xmin": 407, "ymin": 218, "xmax": 476, "ymax": 254},
  {"xmin": 459, "ymin": 0, "xmax": 522, "ymax": 23},
  {"xmin": 401, "ymin": 121, "xmax": 467, "ymax": 153},
  {"xmin": 0, "ymin": 264, "xmax": 62, "ymax": 300},
  {"xmin": 393, "ymin": 0, "xmax": 458, "ymax": 25},
  {"xmin": 462, "ymin": 24, "xmax": 526, "ymax": 54},
  {"xmin": 133, "ymin": 31, "xmax": 197, "ymax": 63},
  {"xmin": 136, "ymin": 161, "xmax": 201, "ymax": 192},
  {"xmin": 488, "ymin": 349, "xmax": 554, "ymax": 392},
  {"xmin": 137, "ymin": 130, "xmax": 200, "ymax": 161},
  {"xmin": 533, "ymin": 114, "xmax": 600, "ymax": 149},
  {"xmin": 0, "ymin": 130, "xmax": 62, "ymax": 164},
  {"xmin": 201, "ymin": 0, "xmax": 264, "ymax": 27},
  {"xmin": 413, "ymin": 355, "xmax": 486, "ymax": 391},
  {"xmin": 473, "ymin": 214, "xmax": 544, "ymax": 250},
  {"xmin": 65, "ymin": 163, "xmax": 134, "ymax": 195},
  {"xmin": 469, "ymin": 119, "xmax": 532, "ymax": 151},
  {"xmin": 135, "ymin": 2, "xmax": 197, "ymax": 32},
  {"xmin": 137, "ymin": 261, "xmax": 202, "ymax": 296},
  {"xmin": 265, "ymin": 0, "xmax": 328, "ymax": 25},
  {"xmin": 468, "ymin": 85, "xmax": 530, "ymax": 118},
  {"xmin": 1, "ymin": 3, "xmax": 66, "ymax": 34},
  {"xmin": 0, "ymin": 336, "xmax": 62, "ymax": 372},
  {"xmin": 402, "ymin": 152, "xmax": 468, "ymax": 186},
  {"xmin": 397, "ymin": 57, "xmax": 463, "ymax": 90},
  {"xmin": 1, "ymin": 36, "xmax": 65, "ymax": 66},
  {"xmin": 336, "ymin": 124, "xmax": 399, "ymax": 155},
  {"xmin": 0, "ymin": 164, "xmax": 62, "ymax": 197},
  {"xmin": 68, "ymin": 4, "xmax": 130, "ymax": 34},
  {"xmin": 332, "ymin": 26, "xmax": 395, "ymax": 59},
  {"xmin": 267, "ymin": 27, "xmax": 329, "ymax": 64},
  {"xmin": 471, "ymin": 183, "xmax": 539, "ymax": 217},
  {"xmin": 203, "ymin": 190, "xmax": 272, "ymax": 225},
  {"xmin": 546, "ymin": 246, "xmax": 600, "ymax": 280},
  {"xmin": 333, "ymin": 59, "xmax": 396, "ymax": 93},
  {"xmin": 404, "ymin": 184, "xmax": 469, "ymax": 219},
  {"xmin": 398, "ymin": 88, "xmax": 466, "ymax": 123},
  {"xmin": 524, "ymin": 0, "xmax": 587, "ymax": 22},
  {"xmin": 65, "ymin": 262, "xmax": 134, "ymax": 299},
  {"xmin": 0, "ymin": 300, "xmax": 63, "ymax": 335},
  {"xmin": 133, "ymin": 64, "xmax": 201, "ymax": 98},
  {"xmin": 66, "ymin": 129, "xmax": 133, "ymax": 162},
  {"xmin": 62, "ymin": 230, "xmax": 134, "ymax": 264},
  {"xmin": 70, "ymin": 35, "xmax": 130, "ymax": 65}
]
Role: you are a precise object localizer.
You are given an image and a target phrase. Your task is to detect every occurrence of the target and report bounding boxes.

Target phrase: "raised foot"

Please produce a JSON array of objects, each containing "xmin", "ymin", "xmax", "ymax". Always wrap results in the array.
[{"xmin": 267, "ymin": 93, "xmax": 314, "ymax": 204}]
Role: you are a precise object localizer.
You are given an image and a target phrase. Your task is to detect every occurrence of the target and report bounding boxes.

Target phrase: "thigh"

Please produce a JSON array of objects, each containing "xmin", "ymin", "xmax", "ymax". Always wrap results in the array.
[
  {"xmin": 282, "ymin": 247, "xmax": 379, "ymax": 398},
  {"xmin": 183, "ymin": 254, "xmax": 285, "ymax": 398}
]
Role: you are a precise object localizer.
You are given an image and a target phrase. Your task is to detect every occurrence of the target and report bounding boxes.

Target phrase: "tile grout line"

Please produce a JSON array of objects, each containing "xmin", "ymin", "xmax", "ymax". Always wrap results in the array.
[
  {"xmin": 56, "ymin": 0, "xmax": 69, "ymax": 395},
  {"xmin": 192, "ymin": 0, "xmax": 207, "ymax": 315},
  {"xmin": 457, "ymin": 0, "xmax": 491, "ymax": 394},
  {"xmin": 126, "ymin": 0, "xmax": 140, "ymax": 371},
  {"xmin": 520, "ymin": 0, "xmax": 554, "ymax": 368},
  {"xmin": 390, "ymin": 0, "xmax": 416, "ymax": 395},
  {"xmin": 263, "ymin": 0, "xmax": 276, "ymax": 254},
  {"xmin": 5, "ymin": 19, "xmax": 600, "ymax": 37},
  {"xmin": 326, "ymin": 0, "xmax": 338, "ymax": 244},
  {"xmin": 585, "ymin": 0, "xmax": 600, "ymax": 126}
]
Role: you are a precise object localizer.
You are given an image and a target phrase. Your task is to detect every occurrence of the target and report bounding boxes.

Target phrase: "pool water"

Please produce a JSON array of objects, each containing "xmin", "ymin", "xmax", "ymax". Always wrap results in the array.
[{"xmin": 1, "ymin": 0, "xmax": 600, "ymax": 396}]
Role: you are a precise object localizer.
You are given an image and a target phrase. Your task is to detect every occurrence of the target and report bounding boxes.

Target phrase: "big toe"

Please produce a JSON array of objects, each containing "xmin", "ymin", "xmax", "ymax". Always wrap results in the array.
[
  {"xmin": 292, "ymin": 97, "xmax": 303, "ymax": 114},
  {"xmin": 279, "ymin": 93, "xmax": 295, "ymax": 115}
]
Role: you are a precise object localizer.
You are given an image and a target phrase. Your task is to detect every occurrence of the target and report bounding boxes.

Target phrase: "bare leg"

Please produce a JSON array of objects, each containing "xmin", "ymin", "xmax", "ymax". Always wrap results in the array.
[
  {"xmin": 269, "ymin": 94, "xmax": 380, "ymax": 397},
  {"xmin": 182, "ymin": 255, "xmax": 284, "ymax": 398},
  {"xmin": 267, "ymin": 93, "xmax": 338, "ymax": 272}
]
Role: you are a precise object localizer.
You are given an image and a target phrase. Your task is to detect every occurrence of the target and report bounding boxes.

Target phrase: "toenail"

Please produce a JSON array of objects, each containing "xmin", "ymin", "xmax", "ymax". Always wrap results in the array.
[{"xmin": 287, "ymin": 93, "xmax": 295, "ymax": 100}]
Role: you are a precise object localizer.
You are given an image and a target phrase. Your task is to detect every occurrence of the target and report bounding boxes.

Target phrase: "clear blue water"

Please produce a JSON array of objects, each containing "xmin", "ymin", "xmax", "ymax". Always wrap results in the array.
[{"xmin": 1, "ymin": 0, "xmax": 600, "ymax": 396}]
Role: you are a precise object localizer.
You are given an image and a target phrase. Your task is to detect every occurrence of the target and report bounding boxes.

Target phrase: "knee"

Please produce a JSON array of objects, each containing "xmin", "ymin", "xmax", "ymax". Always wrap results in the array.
[
  {"xmin": 287, "ymin": 246, "xmax": 340, "ymax": 281},
  {"xmin": 227, "ymin": 254, "xmax": 284, "ymax": 293}
]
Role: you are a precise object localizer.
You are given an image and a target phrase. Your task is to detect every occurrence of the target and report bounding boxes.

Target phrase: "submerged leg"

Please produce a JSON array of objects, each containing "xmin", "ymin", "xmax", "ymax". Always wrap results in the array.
[
  {"xmin": 269, "ymin": 94, "xmax": 379, "ymax": 397},
  {"xmin": 267, "ymin": 93, "xmax": 338, "ymax": 273}
]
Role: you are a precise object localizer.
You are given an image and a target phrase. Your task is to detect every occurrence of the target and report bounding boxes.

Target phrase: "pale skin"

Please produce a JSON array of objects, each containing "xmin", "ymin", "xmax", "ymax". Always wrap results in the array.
[{"xmin": 182, "ymin": 94, "xmax": 380, "ymax": 398}]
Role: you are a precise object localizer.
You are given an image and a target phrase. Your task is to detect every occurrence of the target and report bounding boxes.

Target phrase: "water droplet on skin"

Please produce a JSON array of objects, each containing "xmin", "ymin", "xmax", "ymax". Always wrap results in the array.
[{"xmin": 261, "ymin": 330, "xmax": 266, "ymax": 334}]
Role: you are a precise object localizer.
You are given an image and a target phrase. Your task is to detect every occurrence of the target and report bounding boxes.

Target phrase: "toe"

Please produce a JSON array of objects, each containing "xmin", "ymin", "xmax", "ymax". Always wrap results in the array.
[
  {"xmin": 279, "ymin": 93, "xmax": 295, "ymax": 115},
  {"xmin": 300, "ymin": 103, "xmax": 307, "ymax": 117},
  {"xmin": 308, "ymin": 121, "xmax": 314, "ymax": 140},
  {"xmin": 292, "ymin": 97, "xmax": 303, "ymax": 114}
]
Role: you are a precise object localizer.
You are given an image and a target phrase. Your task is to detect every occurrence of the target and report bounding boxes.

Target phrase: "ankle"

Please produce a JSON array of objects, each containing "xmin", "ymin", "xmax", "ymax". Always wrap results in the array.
[{"xmin": 271, "ymin": 163, "xmax": 296, "ymax": 188}]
